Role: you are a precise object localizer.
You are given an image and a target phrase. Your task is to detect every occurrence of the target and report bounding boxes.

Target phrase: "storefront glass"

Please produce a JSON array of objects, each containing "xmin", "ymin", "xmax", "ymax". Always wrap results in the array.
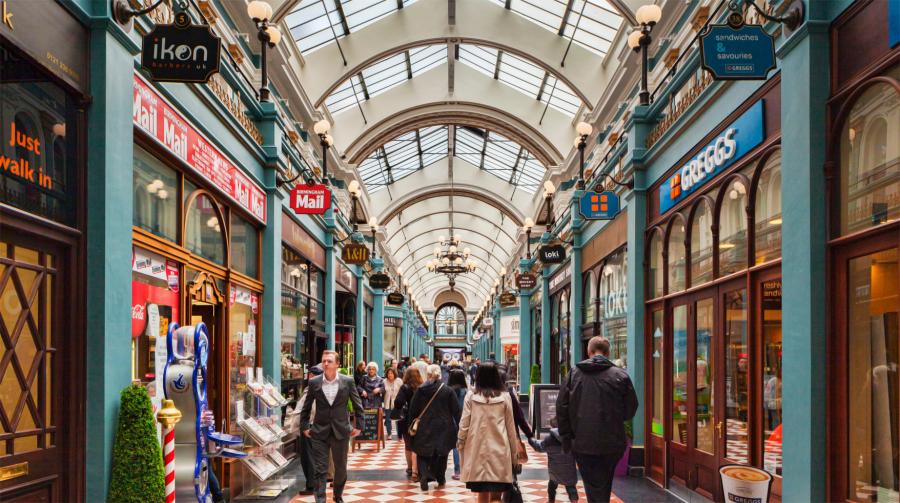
[
  {"xmin": 133, "ymin": 147, "xmax": 178, "ymax": 242},
  {"xmin": 847, "ymin": 248, "xmax": 898, "ymax": 502},
  {"xmin": 185, "ymin": 193, "xmax": 225, "ymax": 265},
  {"xmin": 691, "ymin": 201, "xmax": 714, "ymax": 286},
  {"xmin": 385, "ymin": 318, "xmax": 401, "ymax": 363},
  {"xmin": 651, "ymin": 310, "xmax": 664, "ymax": 436},
  {"xmin": 228, "ymin": 288, "xmax": 258, "ymax": 433},
  {"xmin": 695, "ymin": 298, "xmax": 714, "ymax": 454},
  {"xmin": 668, "ymin": 220, "xmax": 686, "ymax": 293},
  {"xmin": 131, "ymin": 247, "xmax": 180, "ymax": 383},
  {"xmin": 719, "ymin": 181, "xmax": 748, "ymax": 276},
  {"xmin": 231, "ymin": 214, "xmax": 258, "ymax": 278},
  {"xmin": 649, "ymin": 232, "xmax": 663, "ymax": 298},
  {"xmin": 762, "ymin": 279, "xmax": 782, "ymax": 476},
  {"xmin": 754, "ymin": 154, "xmax": 782, "ymax": 265},
  {"xmin": 672, "ymin": 304, "xmax": 687, "ymax": 444},
  {"xmin": 599, "ymin": 250, "xmax": 627, "ymax": 367},
  {"xmin": 724, "ymin": 289, "xmax": 749, "ymax": 462},
  {"xmin": 584, "ymin": 272, "xmax": 595, "ymax": 324}
]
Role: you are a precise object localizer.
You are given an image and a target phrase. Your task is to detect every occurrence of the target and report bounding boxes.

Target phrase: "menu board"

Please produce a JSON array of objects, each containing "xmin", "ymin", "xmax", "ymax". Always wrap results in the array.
[
  {"xmin": 132, "ymin": 74, "xmax": 267, "ymax": 223},
  {"xmin": 529, "ymin": 384, "xmax": 560, "ymax": 434},
  {"xmin": 356, "ymin": 408, "xmax": 381, "ymax": 442}
]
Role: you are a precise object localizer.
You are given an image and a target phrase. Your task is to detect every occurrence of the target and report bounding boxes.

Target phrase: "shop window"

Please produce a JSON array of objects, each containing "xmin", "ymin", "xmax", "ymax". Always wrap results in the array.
[
  {"xmin": 228, "ymin": 288, "xmax": 258, "ymax": 434},
  {"xmin": 695, "ymin": 298, "xmax": 714, "ymax": 454},
  {"xmin": 690, "ymin": 200, "xmax": 714, "ymax": 286},
  {"xmin": 559, "ymin": 289, "xmax": 570, "ymax": 377},
  {"xmin": 648, "ymin": 231, "xmax": 664, "ymax": 298},
  {"xmin": 672, "ymin": 304, "xmax": 688, "ymax": 444},
  {"xmin": 667, "ymin": 219, "xmax": 686, "ymax": 294},
  {"xmin": 651, "ymin": 310, "xmax": 664, "ymax": 436},
  {"xmin": 599, "ymin": 251, "xmax": 627, "ymax": 368},
  {"xmin": 839, "ymin": 73, "xmax": 900, "ymax": 236},
  {"xmin": 755, "ymin": 153, "xmax": 783, "ymax": 264},
  {"xmin": 436, "ymin": 304, "xmax": 466, "ymax": 335},
  {"xmin": 847, "ymin": 248, "xmax": 898, "ymax": 501},
  {"xmin": 724, "ymin": 289, "xmax": 749, "ymax": 462},
  {"xmin": 131, "ymin": 247, "xmax": 179, "ymax": 384},
  {"xmin": 185, "ymin": 193, "xmax": 225, "ymax": 265},
  {"xmin": 133, "ymin": 147, "xmax": 178, "ymax": 242},
  {"xmin": 719, "ymin": 180, "xmax": 749, "ymax": 276},
  {"xmin": 761, "ymin": 279, "xmax": 782, "ymax": 476},
  {"xmin": 231, "ymin": 214, "xmax": 258, "ymax": 278},
  {"xmin": 583, "ymin": 271, "xmax": 595, "ymax": 325}
]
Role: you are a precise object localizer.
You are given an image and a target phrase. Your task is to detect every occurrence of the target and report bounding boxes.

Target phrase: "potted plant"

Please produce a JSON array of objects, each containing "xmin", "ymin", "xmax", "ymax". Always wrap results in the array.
[
  {"xmin": 530, "ymin": 364, "xmax": 541, "ymax": 386},
  {"xmin": 108, "ymin": 384, "xmax": 165, "ymax": 503},
  {"xmin": 615, "ymin": 419, "xmax": 634, "ymax": 476}
]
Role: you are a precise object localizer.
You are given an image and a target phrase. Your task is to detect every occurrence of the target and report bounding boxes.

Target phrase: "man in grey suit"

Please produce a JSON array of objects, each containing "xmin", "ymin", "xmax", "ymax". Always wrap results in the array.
[{"xmin": 300, "ymin": 350, "xmax": 364, "ymax": 503}]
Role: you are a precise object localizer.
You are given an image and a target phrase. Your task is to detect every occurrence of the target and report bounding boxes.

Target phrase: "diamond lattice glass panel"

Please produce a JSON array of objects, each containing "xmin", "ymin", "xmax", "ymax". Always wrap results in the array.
[
  {"xmin": 490, "ymin": 0, "xmax": 622, "ymax": 56},
  {"xmin": 287, "ymin": 0, "xmax": 419, "ymax": 54},
  {"xmin": 457, "ymin": 45, "xmax": 581, "ymax": 117}
]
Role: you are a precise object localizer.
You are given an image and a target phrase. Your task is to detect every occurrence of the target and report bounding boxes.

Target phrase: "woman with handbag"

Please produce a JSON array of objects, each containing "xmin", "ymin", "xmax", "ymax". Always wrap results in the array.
[
  {"xmin": 457, "ymin": 362, "xmax": 523, "ymax": 503},
  {"xmin": 407, "ymin": 364, "xmax": 461, "ymax": 491},
  {"xmin": 391, "ymin": 365, "xmax": 423, "ymax": 480}
]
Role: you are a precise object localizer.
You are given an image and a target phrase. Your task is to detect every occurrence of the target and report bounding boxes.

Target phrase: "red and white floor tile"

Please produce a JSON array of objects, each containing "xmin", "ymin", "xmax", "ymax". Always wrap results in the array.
[{"xmin": 348, "ymin": 438, "xmax": 548, "ymax": 471}]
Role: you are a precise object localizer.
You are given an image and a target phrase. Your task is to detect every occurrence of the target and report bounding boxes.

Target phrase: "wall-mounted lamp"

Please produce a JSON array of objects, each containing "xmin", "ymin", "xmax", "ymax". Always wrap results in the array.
[
  {"xmin": 626, "ymin": 4, "xmax": 663, "ymax": 106},
  {"xmin": 523, "ymin": 217, "xmax": 535, "ymax": 259},
  {"xmin": 348, "ymin": 180, "xmax": 362, "ymax": 231},
  {"xmin": 368, "ymin": 217, "xmax": 379, "ymax": 259},
  {"xmin": 313, "ymin": 119, "xmax": 334, "ymax": 184},
  {"xmin": 247, "ymin": 1, "xmax": 282, "ymax": 102},
  {"xmin": 543, "ymin": 180, "xmax": 557, "ymax": 228},
  {"xmin": 574, "ymin": 121, "xmax": 593, "ymax": 189}
]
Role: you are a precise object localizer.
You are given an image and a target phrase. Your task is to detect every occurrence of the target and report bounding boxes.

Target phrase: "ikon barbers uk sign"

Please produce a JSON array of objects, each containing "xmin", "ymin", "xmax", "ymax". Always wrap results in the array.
[{"xmin": 141, "ymin": 12, "xmax": 221, "ymax": 83}]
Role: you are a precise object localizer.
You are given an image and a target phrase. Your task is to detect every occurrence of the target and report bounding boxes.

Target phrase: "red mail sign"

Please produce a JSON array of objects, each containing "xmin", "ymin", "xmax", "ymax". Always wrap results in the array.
[{"xmin": 291, "ymin": 184, "xmax": 331, "ymax": 215}]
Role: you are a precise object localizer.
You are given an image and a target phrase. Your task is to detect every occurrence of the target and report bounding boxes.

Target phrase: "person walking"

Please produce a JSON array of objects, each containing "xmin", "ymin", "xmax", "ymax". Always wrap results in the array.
[
  {"xmin": 294, "ymin": 364, "xmax": 324, "ymax": 496},
  {"xmin": 556, "ymin": 336, "xmax": 638, "ymax": 503},
  {"xmin": 383, "ymin": 367, "xmax": 403, "ymax": 439},
  {"xmin": 408, "ymin": 364, "xmax": 461, "ymax": 491},
  {"xmin": 469, "ymin": 358, "xmax": 480, "ymax": 385},
  {"xmin": 391, "ymin": 365, "xmax": 424, "ymax": 480},
  {"xmin": 447, "ymin": 365, "xmax": 468, "ymax": 480},
  {"xmin": 357, "ymin": 361, "xmax": 385, "ymax": 409},
  {"xmin": 457, "ymin": 362, "xmax": 520, "ymax": 503},
  {"xmin": 300, "ymin": 350, "xmax": 364, "ymax": 503},
  {"xmin": 353, "ymin": 360, "xmax": 366, "ymax": 387},
  {"xmin": 528, "ymin": 420, "xmax": 580, "ymax": 502},
  {"xmin": 440, "ymin": 354, "xmax": 452, "ymax": 383}
]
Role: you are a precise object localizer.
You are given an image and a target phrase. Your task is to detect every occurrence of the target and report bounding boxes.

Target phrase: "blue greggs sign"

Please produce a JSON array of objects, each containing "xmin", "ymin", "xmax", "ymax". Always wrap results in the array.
[
  {"xmin": 701, "ymin": 24, "xmax": 776, "ymax": 80},
  {"xmin": 659, "ymin": 100, "xmax": 765, "ymax": 214},
  {"xmin": 579, "ymin": 191, "xmax": 621, "ymax": 220}
]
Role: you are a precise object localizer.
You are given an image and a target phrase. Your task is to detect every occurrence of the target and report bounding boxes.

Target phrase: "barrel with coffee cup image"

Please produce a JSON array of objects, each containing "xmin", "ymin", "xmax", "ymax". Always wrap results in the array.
[{"xmin": 719, "ymin": 464, "xmax": 773, "ymax": 503}]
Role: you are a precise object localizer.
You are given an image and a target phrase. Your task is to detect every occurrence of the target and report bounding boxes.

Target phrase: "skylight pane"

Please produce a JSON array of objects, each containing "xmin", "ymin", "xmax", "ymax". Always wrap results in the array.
[{"xmin": 288, "ymin": 0, "xmax": 419, "ymax": 55}]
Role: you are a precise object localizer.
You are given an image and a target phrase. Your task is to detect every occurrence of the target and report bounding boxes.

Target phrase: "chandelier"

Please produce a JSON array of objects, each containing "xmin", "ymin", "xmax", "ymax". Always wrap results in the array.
[{"xmin": 426, "ymin": 232, "xmax": 477, "ymax": 289}]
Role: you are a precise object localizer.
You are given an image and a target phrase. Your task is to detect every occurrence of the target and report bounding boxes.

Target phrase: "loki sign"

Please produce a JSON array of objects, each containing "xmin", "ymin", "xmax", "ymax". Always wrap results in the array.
[
  {"xmin": 141, "ymin": 11, "xmax": 221, "ymax": 83},
  {"xmin": 539, "ymin": 245, "xmax": 566, "ymax": 264},
  {"xmin": 369, "ymin": 273, "xmax": 390, "ymax": 290}
]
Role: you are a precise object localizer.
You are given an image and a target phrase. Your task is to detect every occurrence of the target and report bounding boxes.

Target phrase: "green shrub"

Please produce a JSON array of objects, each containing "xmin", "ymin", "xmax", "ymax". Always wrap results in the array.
[
  {"xmin": 530, "ymin": 364, "xmax": 541, "ymax": 385},
  {"xmin": 108, "ymin": 384, "xmax": 165, "ymax": 503}
]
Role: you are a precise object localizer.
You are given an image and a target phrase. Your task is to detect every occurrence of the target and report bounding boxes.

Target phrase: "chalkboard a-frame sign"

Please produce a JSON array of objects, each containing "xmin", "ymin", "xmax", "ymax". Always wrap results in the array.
[
  {"xmin": 352, "ymin": 408, "xmax": 385, "ymax": 451},
  {"xmin": 529, "ymin": 383, "xmax": 561, "ymax": 434}
]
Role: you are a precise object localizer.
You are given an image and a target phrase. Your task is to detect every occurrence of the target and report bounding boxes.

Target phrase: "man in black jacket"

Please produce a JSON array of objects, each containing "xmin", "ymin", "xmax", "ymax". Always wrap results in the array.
[
  {"xmin": 300, "ymin": 350, "xmax": 364, "ymax": 503},
  {"xmin": 556, "ymin": 336, "xmax": 638, "ymax": 503}
]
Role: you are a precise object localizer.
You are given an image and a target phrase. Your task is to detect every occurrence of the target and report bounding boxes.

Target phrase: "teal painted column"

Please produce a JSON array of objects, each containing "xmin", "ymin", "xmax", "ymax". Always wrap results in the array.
[
  {"xmin": 540, "ymin": 247, "xmax": 552, "ymax": 382},
  {"xmin": 257, "ymin": 101, "xmax": 283, "ymax": 386},
  {"xmin": 400, "ymin": 305, "xmax": 409, "ymax": 357},
  {"xmin": 324, "ymin": 208, "xmax": 336, "ymax": 349},
  {"xmin": 355, "ymin": 267, "xmax": 365, "ymax": 364},
  {"xmin": 778, "ymin": 16, "xmax": 830, "ymax": 502},
  {"xmin": 84, "ymin": 25, "xmax": 137, "ymax": 502},
  {"xmin": 370, "ymin": 258, "xmax": 385, "ymax": 366},
  {"xmin": 518, "ymin": 259, "xmax": 534, "ymax": 394},
  {"xmin": 570, "ymin": 194, "xmax": 585, "ymax": 367},
  {"xmin": 492, "ymin": 303, "xmax": 502, "ymax": 360}
]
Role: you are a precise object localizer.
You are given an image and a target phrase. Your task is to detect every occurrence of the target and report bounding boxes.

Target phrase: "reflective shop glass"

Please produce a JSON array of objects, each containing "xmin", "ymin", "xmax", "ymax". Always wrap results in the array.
[
  {"xmin": 185, "ymin": 193, "xmax": 225, "ymax": 265},
  {"xmin": 695, "ymin": 298, "xmax": 714, "ymax": 454},
  {"xmin": 691, "ymin": 201, "xmax": 714, "ymax": 286},
  {"xmin": 228, "ymin": 297, "xmax": 258, "ymax": 435},
  {"xmin": 672, "ymin": 304, "xmax": 688, "ymax": 444},
  {"xmin": 651, "ymin": 310, "xmax": 664, "ymax": 436},
  {"xmin": 761, "ymin": 279, "xmax": 782, "ymax": 476},
  {"xmin": 599, "ymin": 251, "xmax": 627, "ymax": 368},
  {"xmin": 583, "ymin": 271, "xmax": 595, "ymax": 325},
  {"xmin": 719, "ymin": 180, "xmax": 748, "ymax": 276},
  {"xmin": 754, "ymin": 153, "xmax": 782, "ymax": 265},
  {"xmin": 668, "ymin": 221, "xmax": 686, "ymax": 293},
  {"xmin": 133, "ymin": 146, "xmax": 178, "ymax": 242},
  {"xmin": 724, "ymin": 289, "xmax": 749, "ymax": 462},
  {"xmin": 648, "ymin": 232, "xmax": 664, "ymax": 299},
  {"xmin": 839, "ymin": 66, "xmax": 900, "ymax": 237},
  {"xmin": 231, "ymin": 214, "xmax": 258, "ymax": 278}
]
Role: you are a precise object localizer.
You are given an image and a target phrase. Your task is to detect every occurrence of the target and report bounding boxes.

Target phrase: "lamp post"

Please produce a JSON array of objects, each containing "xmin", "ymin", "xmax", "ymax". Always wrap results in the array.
[
  {"xmin": 247, "ymin": 1, "xmax": 282, "ymax": 102},
  {"xmin": 368, "ymin": 217, "xmax": 378, "ymax": 258},
  {"xmin": 627, "ymin": 4, "xmax": 663, "ymax": 106},
  {"xmin": 543, "ymin": 180, "xmax": 557, "ymax": 228},
  {"xmin": 574, "ymin": 122, "xmax": 593, "ymax": 189},
  {"xmin": 348, "ymin": 180, "xmax": 362, "ymax": 231},
  {"xmin": 523, "ymin": 217, "xmax": 534, "ymax": 259},
  {"xmin": 313, "ymin": 119, "xmax": 334, "ymax": 184}
]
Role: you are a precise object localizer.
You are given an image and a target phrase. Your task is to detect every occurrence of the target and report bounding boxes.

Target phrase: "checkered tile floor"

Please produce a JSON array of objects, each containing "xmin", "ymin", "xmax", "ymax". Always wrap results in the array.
[
  {"xmin": 349, "ymin": 438, "xmax": 549, "ymax": 471},
  {"xmin": 289, "ymin": 479, "xmax": 622, "ymax": 502}
]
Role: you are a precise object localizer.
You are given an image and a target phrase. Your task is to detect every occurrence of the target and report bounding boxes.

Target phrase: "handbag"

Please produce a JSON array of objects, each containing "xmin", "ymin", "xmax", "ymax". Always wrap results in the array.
[
  {"xmin": 408, "ymin": 384, "xmax": 443, "ymax": 437},
  {"xmin": 502, "ymin": 480, "xmax": 523, "ymax": 503}
]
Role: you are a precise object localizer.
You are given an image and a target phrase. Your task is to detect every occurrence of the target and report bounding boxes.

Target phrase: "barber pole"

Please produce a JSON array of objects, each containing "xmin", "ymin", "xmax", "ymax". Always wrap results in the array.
[{"xmin": 157, "ymin": 399, "xmax": 182, "ymax": 503}]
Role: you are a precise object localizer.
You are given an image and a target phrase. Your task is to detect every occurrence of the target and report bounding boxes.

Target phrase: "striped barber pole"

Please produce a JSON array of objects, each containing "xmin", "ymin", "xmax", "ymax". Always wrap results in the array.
[{"xmin": 163, "ymin": 425, "xmax": 176, "ymax": 503}]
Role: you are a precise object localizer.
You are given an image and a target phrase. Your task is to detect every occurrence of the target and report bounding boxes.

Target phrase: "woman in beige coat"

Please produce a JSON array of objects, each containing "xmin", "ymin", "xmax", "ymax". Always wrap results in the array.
[{"xmin": 457, "ymin": 362, "xmax": 519, "ymax": 503}]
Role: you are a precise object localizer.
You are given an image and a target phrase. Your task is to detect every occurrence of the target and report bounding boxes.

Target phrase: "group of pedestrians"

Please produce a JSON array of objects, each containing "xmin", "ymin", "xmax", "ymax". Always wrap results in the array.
[{"xmin": 295, "ymin": 336, "xmax": 637, "ymax": 503}]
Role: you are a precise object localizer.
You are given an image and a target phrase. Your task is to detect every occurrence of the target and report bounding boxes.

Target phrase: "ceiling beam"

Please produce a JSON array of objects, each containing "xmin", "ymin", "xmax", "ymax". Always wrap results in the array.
[
  {"xmin": 448, "ymin": 0, "xmax": 456, "ymax": 25},
  {"xmin": 356, "ymin": 72, "xmax": 371, "ymax": 100},
  {"xmin": 404, "ymin": 50, "xmax": 413, "ymax": 79},
  {"xmin": 509, "ymin": 146, "xmax": 525, "ymax": 184},
  {"xmin": 492, "ymin": 50, "xmax": 503, "ymax": 80},
  {"xmin": 535, "ymin": 71, "xmax": 550, "ymax": 102},
  {"xmin": 333, "ymin": 0, "xmax": 350, "ymax": 35},
  {"xmin": 414, "ymin": 129, "xmax": 425, "ymax": 170},
  {"xmin": 380, "ymin": 146, "xmax": 396, "ymax": 185},
  {"xmin": 447, "ymin": 41, "xmax": 456, "ymax": 94},
  {"xmin": 478, "ymin": 130, "xmax": 489, "ymax": 170},
  {"xmin": 558, "ymin": 0, "xmax": 576, "ymax": 35}
]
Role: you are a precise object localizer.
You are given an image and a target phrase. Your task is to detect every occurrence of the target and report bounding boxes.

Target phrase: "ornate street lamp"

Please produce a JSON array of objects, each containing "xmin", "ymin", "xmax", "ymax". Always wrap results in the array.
[
  {"xmin": 312, "ymin": 119, "xmax": 334, "ymax": 183},
  {"xmin": 543, "ymin": 180, "xmax": 557, "ymax": 228},
  {"xmin": 368, "ymin": 217, "xmax": 378, "ymax": 259},
  {"xmin": 574, "ymin": 121, "xmax": 593, "ymax": 189},
  {"xmin": 247, "ymin": 1, "xmax": 282, "ymax": 102},
  {"xmin": 523, "ymin": 217, "xmax": 534, "ymax": 259},
  {"xmin": 627, "ymin": 4, "xmax": 663, "ymax": 106}
]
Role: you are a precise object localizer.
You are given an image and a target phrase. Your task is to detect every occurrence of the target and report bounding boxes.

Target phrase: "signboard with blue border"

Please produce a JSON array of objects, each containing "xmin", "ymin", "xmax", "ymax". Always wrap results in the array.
[
  {"xmin": 579, "ymin": 191, "xmax": 621, "ymax": 220},
  {"xmin": 701, "ymin": 24, "xmax": 776, "ymax": 80},
  {"xmin": 416, "ymin": 327, "xmax": 426, "ymax": 337},
  {"xmin": 659, "ymin": 100, "xmax": 765, "ymax": 214},
  {"xmin": 890, "ymin": 0, "xmax": 900, "ymax": 48}
]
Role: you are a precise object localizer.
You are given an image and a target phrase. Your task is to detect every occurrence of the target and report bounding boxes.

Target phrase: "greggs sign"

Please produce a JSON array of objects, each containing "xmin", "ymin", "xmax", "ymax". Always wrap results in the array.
[
  {"xmin": 659, "ymin": 100, "xmax": 764, "ymax": 214},
  {"xmin": 132, "ymin": 74, "xmax": 266, "ymax": 223}
]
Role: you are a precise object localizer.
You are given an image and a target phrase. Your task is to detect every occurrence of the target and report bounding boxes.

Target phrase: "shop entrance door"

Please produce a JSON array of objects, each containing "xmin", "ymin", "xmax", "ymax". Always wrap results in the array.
[
  {"xmin": 667, "ymin": 290, "xmax": 718, "ymax": 499},
  {"xmin": 0, "ymin": 232, "xmax": 79, "ymax": 501},
  {"xmin": 186, "ymin": 272, "xmax": 224, "ymax": 428}
]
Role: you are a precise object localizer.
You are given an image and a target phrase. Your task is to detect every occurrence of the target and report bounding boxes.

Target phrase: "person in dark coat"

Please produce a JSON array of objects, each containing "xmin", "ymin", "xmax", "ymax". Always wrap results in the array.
[
  {"xmin": 447, "ymin": 367, "xmax": 468, "ymax": 480},
  {"xmin": 499, "ymin": 364, "xmax": 534, "ymax": 438},
  {"xmin": 391, "ymin": 365, "xmax": 424, "ymax": 480},
  {"xmin": 353, "ymin": 361, "xmax": 366, "ymax": 387},
  {"xmin": 557, "ymin": 336, "xmax": 638, "ymax": 503},
  {"xmin": 408, "ymin": 364, "xmax": 462, "ymax": 491},
  {"xmin": 529, "ymin": 423, "xmax": 579, "ymax": 502},
  {"xmin": 356, "ymin": 362, "xmax": 386, "ymax": 409}
]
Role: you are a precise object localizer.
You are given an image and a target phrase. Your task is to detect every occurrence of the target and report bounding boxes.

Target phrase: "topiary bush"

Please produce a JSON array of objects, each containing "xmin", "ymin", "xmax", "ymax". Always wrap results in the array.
[
  {"xmin": 530, "ymin": 364, "xmax": 541, "ymax": 385},
  {"xmin": 108, "ymin": 384, "xmax": 165, "ymax": 503}
]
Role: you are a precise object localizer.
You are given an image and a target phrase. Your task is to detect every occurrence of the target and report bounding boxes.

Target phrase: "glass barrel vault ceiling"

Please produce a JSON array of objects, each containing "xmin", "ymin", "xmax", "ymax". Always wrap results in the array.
[
  {"xmin": 357, "ymin": 125, "xmax": 545, "ymax": 194},
  {"xmin": 286, "ymin": 0, "xmax": 419, "ymax": 54}
]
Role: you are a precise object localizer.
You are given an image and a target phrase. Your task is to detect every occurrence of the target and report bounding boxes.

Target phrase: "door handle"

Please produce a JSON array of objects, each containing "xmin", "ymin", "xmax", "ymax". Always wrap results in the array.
[{"xmin": 716, "ymin": 421, "xmax": 724, "ymax": 439}]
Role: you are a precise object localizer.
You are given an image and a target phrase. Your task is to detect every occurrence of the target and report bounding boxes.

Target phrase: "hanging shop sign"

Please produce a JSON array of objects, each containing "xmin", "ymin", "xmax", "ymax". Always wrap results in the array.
[
  {"xmin": 416, "ymin": 326, "xmax": 427, "ymax": 337},
  {"xmin": 579, "ymin": 191, "xmax": 621, "ymax": 220},
  {"xmin": 141, "ymin": 11, "xmax": 221, "ymax": 83},
  {"xmin": 700, "ymin": 24, "xmax": 776, "ymax": 81},
  {"xmin": 290, "ymin": 184, "xmax": 331, "ymax": 215},
  {"xmin": 481, "ymin": 318, "xmax": 493, "ymax": 327},
  {"xmin": 891, "ymin": 0, "xmax": 900, "ymax": 48},
  {"xmin": 500, "ymin": 292, "xmax": 517, "ymax": 307},
  {"xmin": 369, "ymin": 273, "xmax": 390, "ymax": 289},
  {"xmin": 387, "ymin": 292, "xmax": 405, "ymax": 305},
  {"xmin": 516, "ymin": 273, "xmax": 537, "ymax": 290},
  {"xmin": 539, "ymin": 244, "xmax": 567, "ymax": 264},
  {"xmin": 341, "ymin": 243, "xmax": 369, "ymax": 265},
  {"xmin": 132, "ymin": 74, "xmax": 267, "ymax": 223},
  {"xmin": 659, "ymin": 100, "xmax": 765, "ymax": 214}
]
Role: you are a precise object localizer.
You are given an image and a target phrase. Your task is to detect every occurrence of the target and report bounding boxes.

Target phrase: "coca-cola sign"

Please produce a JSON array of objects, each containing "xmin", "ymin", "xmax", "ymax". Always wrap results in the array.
[{"xmin": 291, "ymin": 184, "xmax": 332, "ymax": 215}]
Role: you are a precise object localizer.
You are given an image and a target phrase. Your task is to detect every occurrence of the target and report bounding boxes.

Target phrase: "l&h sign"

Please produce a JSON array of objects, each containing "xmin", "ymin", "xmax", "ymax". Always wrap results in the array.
[{"xmin": 141, "ymin": 12, "xmax": 221, "ymax": 83}]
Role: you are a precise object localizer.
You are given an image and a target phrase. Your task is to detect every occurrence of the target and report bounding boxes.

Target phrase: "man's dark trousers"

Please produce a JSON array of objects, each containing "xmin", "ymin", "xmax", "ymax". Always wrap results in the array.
[
  {"xmin": 299, "ymin": 434, "xmax": 315, "ymax": 491},
  {"xmin": 310, "ymin": 432, "xmax": 349, "ymax": 503},
  {"xmin": 574, "ymin": 451, "xmax": 622, "ymax": 502}
]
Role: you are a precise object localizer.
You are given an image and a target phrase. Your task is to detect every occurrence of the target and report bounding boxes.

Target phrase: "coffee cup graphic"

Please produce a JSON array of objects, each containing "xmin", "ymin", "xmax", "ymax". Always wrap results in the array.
[{"xmin": 720, "ymin": 464, "xmax": 773, "ymax": 503}]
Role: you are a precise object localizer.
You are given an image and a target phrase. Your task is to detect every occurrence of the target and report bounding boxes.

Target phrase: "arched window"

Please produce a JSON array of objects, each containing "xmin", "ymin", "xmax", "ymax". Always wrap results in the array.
[
  {"xmin": 583, "ymin": 271, "xmax": 595, "ymax": 325},
  {"xmin": 435, "ymin": 304, "xmax": 466, "ymax": 336},
  {"xmin": 719, "ymin": 179, "xmax": 748, "ymax": 276},
  {"xmin": 839, "ymin": 82, "xmax": 900, "ymax": 235},
  {"xmin": 690, "ymin": 200, "xmax": 714, "ymax": 287},
  {"xmin": 754, "ymin": 152, "xmax": 782, "ymax": 264},
  {"xmin": 133, "ymin": 147, "xmax": 178, "ymax": 242},
  {"xmin": 667, "ymin": 218, "xmax": 686, "ymax": 294},
  {"xmin": 185, "ymin": 192, "xmax": 226, "ymax": 265},
  {"xmin": 648, "ymin": 230, "xmax": 664, "ymax": 299}
]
